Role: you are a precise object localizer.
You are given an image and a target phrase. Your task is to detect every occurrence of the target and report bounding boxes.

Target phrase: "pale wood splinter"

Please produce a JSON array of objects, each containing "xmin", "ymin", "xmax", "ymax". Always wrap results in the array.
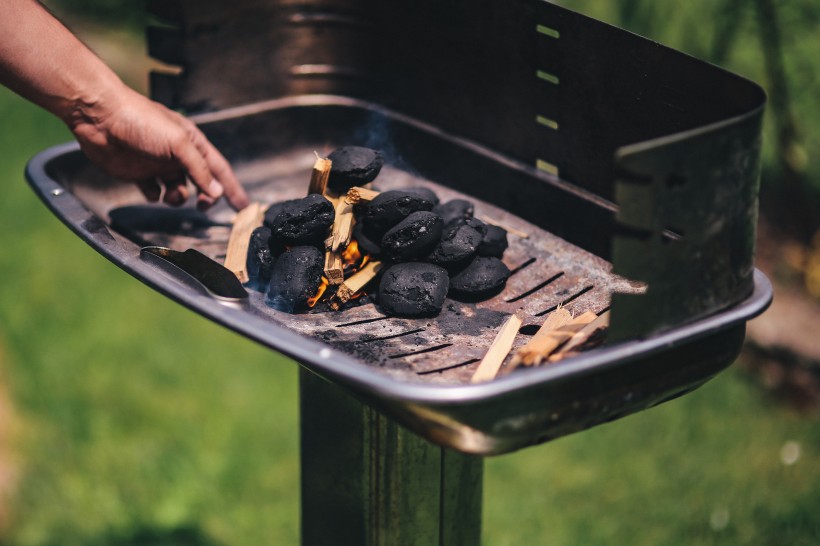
[
  {"xmin": 308, "ymin": 156, "xmax": 332, "ymax": 195},
  {"xmin": 510, "ymin": 309, "xmax": 598, "ymax": 369},
  {"xmin": 334, "ymin": 261, "xmax": 383, "ymax": 306},
  {"xmin": 223, "ymin": 202, "xmax": 264, "ymax": 283},
  {"xmin": 345, "ymin": 186, "xmax": 381, "ymax": 205},
  {"xmin": 548, "ymin": 310, "xmax": 611, "ymax": 363},
  {"xmin": 470, "ymin": 313, "xmax": 523, "ymax": 383},
  {"xmin": 330, "ymin": 199, "xmax": 355, "ymax": 252},
  {"xmin": 324, "ymin": 251, "xmax": 345, "ymax": 286}
]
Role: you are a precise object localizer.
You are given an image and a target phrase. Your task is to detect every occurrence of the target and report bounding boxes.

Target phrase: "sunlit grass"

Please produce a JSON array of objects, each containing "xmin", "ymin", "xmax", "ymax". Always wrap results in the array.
[{"xmin": 2, "ymin": 5, "xmax": 820, "ymax": 541}]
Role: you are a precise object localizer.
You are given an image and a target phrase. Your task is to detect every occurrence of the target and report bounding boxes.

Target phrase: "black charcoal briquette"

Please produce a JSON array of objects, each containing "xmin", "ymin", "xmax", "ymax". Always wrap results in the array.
[
  {"xmin": 381, "ymin": 211, "xmax": 443, "ymax": 262},
  {"xmin": 434, "ymin": 199, "xmax": 474, "ymax": 226},
  {"xmin": 327, "ymin": 146, "xmax": 384, "ymax": 193},
  {"xmin": 353, "ymin": 220, "xmax": 382, "ymax": 256},
  {"xmin": 403, "ymin": 186, "xmax": 440, "ymax": 206},
  {"xmin": 477, "ymin": 225, "xmax": 508, "ymax": 257},
  {"xmin": 364, "ymin": 190, "xmax": 435, "ymax": 236},
  {"xmin": 427, "ymin": 223, "xmax": 482, "ymax": 269},
  {"xmin": 266, "ymin": 246, "xmax": 324, "ymax": 313},
  {"xmin": 378, "ymin": 262, "xmax": 449, "ymax": 317},
  {"xmin": 447, "ymin": 216, "xmax": 488, "ymax": 237},
  {"xmin": 264, "ymin": 194, "xmax": 335, "ymax": 246},
  {"xmin": 246, "ymin": 226, "xmax": 274, "ymax": 290},
  {"xmin": 448, "ymin": 256, "xmax": 510, "ymax": 301}
]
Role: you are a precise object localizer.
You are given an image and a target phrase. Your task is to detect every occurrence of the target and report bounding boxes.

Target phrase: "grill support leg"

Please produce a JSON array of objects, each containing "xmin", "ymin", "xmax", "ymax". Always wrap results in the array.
[{"xmin": 300, "ymin": 369, "xmax": 483, "ymax": 545}]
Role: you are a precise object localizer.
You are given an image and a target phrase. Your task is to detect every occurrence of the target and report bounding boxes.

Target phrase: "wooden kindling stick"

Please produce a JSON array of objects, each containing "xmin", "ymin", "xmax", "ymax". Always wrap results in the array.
[
  {"xmin": 470, "ymin": 313, "xmax": 522, "ymax": 383},
  {"xmin": 223, "ymin": 202, "xmax": 264, "ymax": 283},
  {"xmin": 509, "ymin": 308, "xmax": 598, "ymax": 369},
  {"xmin": 330, "ymin": 198, "xmax": 355, "ymax": 252},
  {"xmin": 321, "ymin": 196, "xmax": 345, "ymax": 285},
  {"xmin": 324, "ymin": 251, "xmax": 345, "ymax": 286},
  {"xmin": 332, "ymin": 261, "xmax": 383, "ymax": 307},
  {"xmin": 547, "ymin": 310, "xmax": 611, "ymax": 363},
  {"xmin": 308, "ymin": 155, "xmax": 332, "ymax": 195},
  {"xmin": 345, "ymin": 186, "xmax": 380, "ymax": 205}
]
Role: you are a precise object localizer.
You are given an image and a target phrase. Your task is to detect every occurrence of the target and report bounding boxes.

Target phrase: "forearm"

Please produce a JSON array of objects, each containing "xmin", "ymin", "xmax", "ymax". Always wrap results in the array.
[
  {"xmin": 1, "ymin": 0, "xmax": 249, "ymax": 210},
  {"xmin": 0, "ymin": 0, "xmax": 124, "ymax": 125}
]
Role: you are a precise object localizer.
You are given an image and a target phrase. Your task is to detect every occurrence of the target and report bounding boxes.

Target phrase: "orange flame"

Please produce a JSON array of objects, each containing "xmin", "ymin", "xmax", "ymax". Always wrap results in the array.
[
  {"xmin": 342, "ymin": 239, "xmax": 371, "ymax": 278},
  {"xmin": 350, "ymin": 290, "xmax": 366, "ymax": 301},
  {"xmin": 342, "ymin": 240, "xmax": 362, "ymax": 265},
  {"xmin": 307, "ymin": 276, "xmax": 329, "ymax": 308}
]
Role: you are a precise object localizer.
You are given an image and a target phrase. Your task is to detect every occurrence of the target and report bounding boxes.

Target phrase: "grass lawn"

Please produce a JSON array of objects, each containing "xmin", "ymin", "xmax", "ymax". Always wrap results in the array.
[{"xmin": 1, "ymin": 7, "xmax": 819, "ymax": 542}]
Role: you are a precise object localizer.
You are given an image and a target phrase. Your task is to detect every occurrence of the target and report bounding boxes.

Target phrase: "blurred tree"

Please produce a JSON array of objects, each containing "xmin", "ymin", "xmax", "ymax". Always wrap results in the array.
[
  {"xmin": 617, "ymin": 0, "xmax": 658, "ymax": 39},
  {"xmin": 753, "ymin": 0, "xmax": 814, "ymax": 240},
  {"xmin": 711, "ymin": 0, "xmax": 746, "ymax": 65}
]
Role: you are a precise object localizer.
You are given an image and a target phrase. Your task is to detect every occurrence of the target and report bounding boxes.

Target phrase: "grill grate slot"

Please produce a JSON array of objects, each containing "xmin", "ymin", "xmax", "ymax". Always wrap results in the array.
[
  {"xmin": 416, "ymin": 359, "xmax": 481, "ymax": 376},
  {"xmin": 536, "ymin": 285, "xmax": 596, "ymax": 316},
  {"xmin": 508, "ymin": 257, "xmax": 537, "ymax": 276},
  {"xmin": 336, "ymin": 316, "xmax": 390, "ymax": 328},
  {"xmin": 360, "ymin": 328, "xmax": 425, "ymax": 343},
  {"xmin": 389, "ymin": 344, "xmax": 454, "ymax": 360},
  {"xmin": 505, "ymin": 272, "xmax": 564, "ymax": 303}
]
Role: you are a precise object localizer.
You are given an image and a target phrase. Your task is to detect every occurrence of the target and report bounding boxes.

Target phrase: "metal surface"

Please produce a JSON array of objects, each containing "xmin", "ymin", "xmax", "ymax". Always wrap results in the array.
[
  {"xmin": 26, "ymin": 4, "xmax": 772, "ymax": 545},
  {"xmin": 140, "ymin": 246, "xmax": 249, "ymax": 302},
  {"xmin": 146, "ymin": 0, "xmax": 767, "ymax": 343},
  {"xmin": 301, "ymin": 369, "xmax": 482, "ymax": 545},
  {"xmin": 26, "ymin": 0, "xmax": 771, "ymax": 455},
  {"xmin": 25, "ymin": 98, "xmax": 771, "ymax": 454}
]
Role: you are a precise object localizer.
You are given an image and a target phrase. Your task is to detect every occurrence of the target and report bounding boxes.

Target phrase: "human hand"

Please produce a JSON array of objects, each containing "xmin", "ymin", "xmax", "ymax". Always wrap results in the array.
[{"xmin": 66, "ymin": 83, "xmax": 249, "ymax": 211}]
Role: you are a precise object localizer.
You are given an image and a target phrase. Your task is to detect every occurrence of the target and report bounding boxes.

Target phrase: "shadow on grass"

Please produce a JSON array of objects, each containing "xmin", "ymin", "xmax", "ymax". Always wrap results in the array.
[{"xmin": 87, "ymin": 525, "xmax": 223, "ymax": 546}]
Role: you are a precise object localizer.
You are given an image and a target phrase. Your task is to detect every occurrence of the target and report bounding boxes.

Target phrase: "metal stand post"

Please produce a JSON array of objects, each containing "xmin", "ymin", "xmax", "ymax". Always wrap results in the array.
[{"xmin": 300, "ymin": 369, "xmax": 483, "ymax": 546}]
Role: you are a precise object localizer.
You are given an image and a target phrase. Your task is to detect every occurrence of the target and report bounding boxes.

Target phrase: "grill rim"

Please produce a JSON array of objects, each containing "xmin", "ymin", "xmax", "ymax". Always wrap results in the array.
[
  {"xmin": 25, "ymin": 92, "xmax": 772, "ymax": 454},
  {"xmin": 25, "ymin": 139, "xmax": 772, "ymax": 406}
]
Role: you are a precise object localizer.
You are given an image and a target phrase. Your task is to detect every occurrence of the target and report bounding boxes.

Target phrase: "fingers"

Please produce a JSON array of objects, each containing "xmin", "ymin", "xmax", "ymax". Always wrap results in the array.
[
  {"xmin": 86, "ymin": 94, "xmax": 247, "ymax": 211},
  {"xmin": 140, "ymin": 174, "xmax": 190, "ymax": 207},
  {"xmin": 162, "ymin": 178, "xmax": 189, "ymax": 206},
  {"xmin": 137, "ymin": 179, "xmax": 161, "ymax": 202},
  {"xmin": 200, "ymin": 136, "xmax": 250, "ymax": 210},
  {"xmin": 182, "ymin": 120, "xmax": 250, "ymax": 211},
  {"xmin": 170, "ymin": 133, "xmax": 219, "ymax": 202},
  {"xmin": 196, "ymin": 193, "xmax": 217, "ymax": 212}
]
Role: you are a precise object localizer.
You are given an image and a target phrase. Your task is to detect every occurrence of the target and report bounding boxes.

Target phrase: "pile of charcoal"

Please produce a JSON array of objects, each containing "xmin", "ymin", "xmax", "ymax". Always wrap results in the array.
[{"xmin": 245, "ymin": 146, "xmax": 511, "ymax": 317}]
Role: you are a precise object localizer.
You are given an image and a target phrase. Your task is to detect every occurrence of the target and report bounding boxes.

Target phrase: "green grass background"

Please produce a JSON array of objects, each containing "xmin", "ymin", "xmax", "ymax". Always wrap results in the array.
[{"xmin": 1, "ymin": 1, "xmax": 819, "ymax": 544}]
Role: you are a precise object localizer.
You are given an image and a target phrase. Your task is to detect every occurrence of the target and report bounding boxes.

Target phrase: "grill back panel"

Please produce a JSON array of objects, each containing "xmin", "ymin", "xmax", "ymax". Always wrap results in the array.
[
  {"xmin": 26, "ymin": 98, "xmax": 772, "ymax": 453},
  {"xmin": 0, "ymin": 1, "xmax": 740, "ymax": 452},
  {"xmin": 147, "ymin": 0, "xmax": 766, "ymax": 340}
]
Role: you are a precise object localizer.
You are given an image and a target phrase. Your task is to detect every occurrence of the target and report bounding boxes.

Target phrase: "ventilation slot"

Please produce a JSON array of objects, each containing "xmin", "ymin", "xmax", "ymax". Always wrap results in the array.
[
  {"xmin": 536, "ymin": 159, "xmax": 559, "ymax": 176},
  {"xmin": 536, "ymin": 70, "xmax": 560, "ymax": 85},
  {"xmin": 359, "ymin": 328, "xmax": 425, "ymax": 343},
  {"xmin": 662, "ymin": 227, "xmax": 685, "ymax": 244},
  {"xmin": 536, "ymin": 24, "xmax": 561, "ymax": 39},
  {"xmin": 536, "ymin": 115, "xmax": 559, "ymax": 130},
  {"xmin": 389, "ymin": 344, "xmax": 453, "ymax": 360},
  {"xmin": 506, "ymin": 272, "xmax": 564, "ymax": 303},
  {"xmin": 336, "ymin": 316, "xmax": 391, "ymax": 328},
  {"xmin": 509, "ymin": 257, "xmax": 537, "ymax": 276},
  {"xmin": 417, "ymin": 359, "xmax": 481, "ymax": 376},
  {"xmin": 536, "ymin": 285, "xmax": 595, "ymax": 316}
]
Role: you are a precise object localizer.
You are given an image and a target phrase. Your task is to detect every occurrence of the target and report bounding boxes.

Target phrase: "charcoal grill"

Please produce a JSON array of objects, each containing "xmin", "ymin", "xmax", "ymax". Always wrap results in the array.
[{"xmin": 26, "ymin": 0, "xmax": 771, "ymax": 543}]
